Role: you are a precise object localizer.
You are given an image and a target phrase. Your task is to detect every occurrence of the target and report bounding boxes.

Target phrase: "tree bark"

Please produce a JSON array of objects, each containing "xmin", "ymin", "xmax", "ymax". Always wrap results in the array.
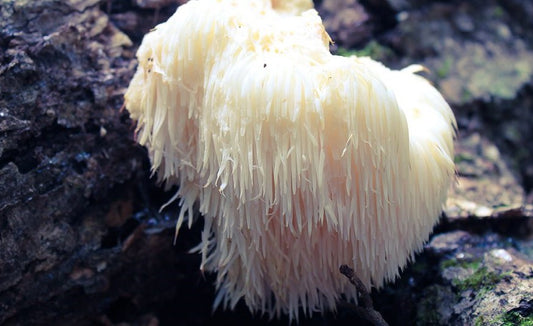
[{"xmin": 0, "ymin": 1, "xmax": 192, "ymax": 324}]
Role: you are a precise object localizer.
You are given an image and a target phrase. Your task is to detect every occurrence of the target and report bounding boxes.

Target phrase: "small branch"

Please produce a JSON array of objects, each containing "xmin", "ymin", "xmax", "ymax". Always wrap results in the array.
[{"xmin": 339, "ymin": 264, "xmax": 389, "ymax": 326}]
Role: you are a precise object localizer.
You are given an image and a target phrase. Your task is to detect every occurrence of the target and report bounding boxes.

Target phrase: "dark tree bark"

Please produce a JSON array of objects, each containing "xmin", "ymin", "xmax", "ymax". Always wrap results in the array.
[{"xmin": 0, "ymin": 1, "xmax": 195, "ymax": 324}]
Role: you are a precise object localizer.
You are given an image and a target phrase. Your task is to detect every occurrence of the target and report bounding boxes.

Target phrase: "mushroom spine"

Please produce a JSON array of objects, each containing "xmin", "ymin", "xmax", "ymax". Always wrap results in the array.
[{"xmin": 125, "ymin": 0, "xmax": 456, "ymax": 320}]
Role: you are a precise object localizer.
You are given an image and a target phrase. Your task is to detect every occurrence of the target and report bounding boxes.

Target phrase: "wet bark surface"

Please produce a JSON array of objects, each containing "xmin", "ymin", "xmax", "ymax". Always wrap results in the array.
[{"xmin": 1, "ymin": 0, "xmax": 532, "ymax": 325}]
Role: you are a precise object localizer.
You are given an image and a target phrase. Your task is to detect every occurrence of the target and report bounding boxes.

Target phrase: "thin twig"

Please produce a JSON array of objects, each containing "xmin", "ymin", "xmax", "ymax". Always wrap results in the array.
[{"xmin": 339, "ymin": 264, "xmax": 389, "ymax": 326}]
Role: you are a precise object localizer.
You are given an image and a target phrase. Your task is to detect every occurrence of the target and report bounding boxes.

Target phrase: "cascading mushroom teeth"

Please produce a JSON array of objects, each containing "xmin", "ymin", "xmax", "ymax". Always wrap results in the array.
[{"xmin": 124, "ymin": 0, "xmax": 456, "ymax": 321}]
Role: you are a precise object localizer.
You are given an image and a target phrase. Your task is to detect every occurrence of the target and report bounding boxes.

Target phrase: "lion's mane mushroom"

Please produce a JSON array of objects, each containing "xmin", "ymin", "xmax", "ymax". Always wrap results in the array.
[{"xmin": 125, "ymin": 0, "xmax": 456, "ymax": 320}]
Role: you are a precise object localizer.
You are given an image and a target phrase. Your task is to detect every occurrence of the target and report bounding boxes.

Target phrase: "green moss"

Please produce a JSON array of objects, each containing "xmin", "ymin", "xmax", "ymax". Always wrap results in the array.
[
  {"xmin": 453, "ymin": 266, "xmax": 502, "ymax": 292},
  {"xmin": 441, "ymin": 258, "xmax": 458, "ymax": 269},
  {"xmin": 499, "ymin": 311, "xmax": 533, "ymax": 326},
  {"xmin": 474, "ymin": 316, "xmax": 486, "ymax": 326},
  {"xmin": 491, "ymin": 6, "xmax": 505, "ymax": 19},
  {"xmin": 441, "ymin": 258, "xmax": 505, "ymax": 295},
  {"xmin": 440, "ymin": 257, "xmax": 481, "ymax": 270},
  {"xmin": 461, "ymin": 88, "xmax": 473, "ymax": 102},
  {"xmin": 436, "ymin": 56, "xmax": 454, "ymax": 79},
  {"xmin": 336, "ymin": 41, "xmax": 393, "ymax": 61},
  {"xmin": 454, "ymin": 152, "xmax": 475, "ymax": 164},
  {"xmin": 336, "ymin": 47, "xmax": 357, "ymax": 57}
]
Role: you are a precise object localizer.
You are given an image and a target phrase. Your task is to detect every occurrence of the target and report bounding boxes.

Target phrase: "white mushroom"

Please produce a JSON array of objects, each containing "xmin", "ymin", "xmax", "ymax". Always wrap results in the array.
[{"xmin": 125, "ymin": 0, "xmax": 456, "ymax": 320}]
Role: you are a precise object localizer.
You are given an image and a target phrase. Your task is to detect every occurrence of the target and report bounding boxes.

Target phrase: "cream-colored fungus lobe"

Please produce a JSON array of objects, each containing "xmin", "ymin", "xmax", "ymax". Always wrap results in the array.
[{"xmin": 125, "ymin": 0, "xmax": 456, "ymax": 320}]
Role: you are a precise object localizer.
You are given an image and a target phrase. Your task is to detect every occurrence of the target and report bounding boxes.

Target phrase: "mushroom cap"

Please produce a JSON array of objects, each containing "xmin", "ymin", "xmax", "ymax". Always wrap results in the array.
[{"xmin": 125, "ymin": 0, "xmax": 456, "ymax": 320}]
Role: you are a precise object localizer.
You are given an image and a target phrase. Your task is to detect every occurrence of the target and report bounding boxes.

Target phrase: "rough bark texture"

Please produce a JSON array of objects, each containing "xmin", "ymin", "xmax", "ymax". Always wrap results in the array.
[
  {"xmin": 1, "ymin": 0, "xmax": 532, "ymax": 325},
  {"xmin": 0, "ymin": 0, "xmax": 183, "ymax": 324}
]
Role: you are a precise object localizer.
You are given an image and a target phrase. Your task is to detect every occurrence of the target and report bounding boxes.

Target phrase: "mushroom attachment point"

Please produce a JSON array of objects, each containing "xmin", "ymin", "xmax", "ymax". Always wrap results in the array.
[{"xmin": 124, "ymin": 0, "xmax": 457, "ymax": 321}]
